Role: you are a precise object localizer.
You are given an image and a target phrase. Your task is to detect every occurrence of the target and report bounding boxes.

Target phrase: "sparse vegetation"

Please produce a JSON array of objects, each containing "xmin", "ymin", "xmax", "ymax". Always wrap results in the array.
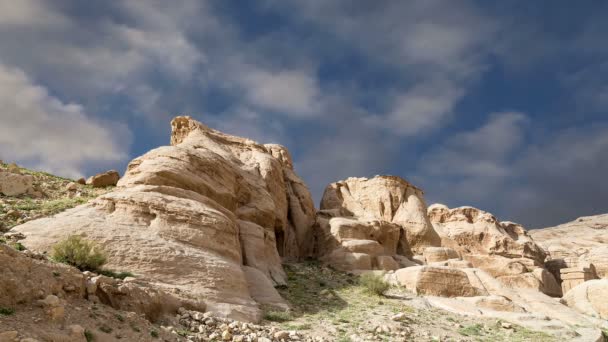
[
  {"xmin": 51, "ymin": 235, "xmax": 107, "ymax": 272},
  {"xmin": 8, "ymin": 242, "xmax": 26, "ymax": 251},
  {"xmin": 99, "ymin": 325, "xmax": 113, "ymax": 334},
  {"xmin": 263, "ymin": 310, "xmax": 292, "ymax": 322},
  {"xmin": 150, "ymin": 330, "xmax": 159, "ymax": 338},
  {"xmin": 458, "ymin": 323, "xmax": 483, "ymax": 336},
  {"xmin": 84, "ymin": 329, "xmax": 94, "ymax": 342},
  {"xmin": 359, "ymin": 273, "xmax": 389, "ymax": 296},
  {"xmin": 0, "ymin": 307, "xmax": 15, "ymax": 316}
]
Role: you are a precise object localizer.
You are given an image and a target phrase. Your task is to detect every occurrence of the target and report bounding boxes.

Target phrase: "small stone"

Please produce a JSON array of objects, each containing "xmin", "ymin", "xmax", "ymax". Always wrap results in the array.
[
  {"xmin": 501, "ymin": 322, "xmax": 513, "ymax": 329},
  {"xmin": 391, "ymin": 313, "xmax": 407, "ymax": 321},
  {"xmin": 7, "ymin": 210, "xmax": 21, "ymax": 219},
  {"xmin": 274, "ymin": 331, "xmax": 289, "ymax": 340},
  {"xmin": 76, "ymin": 178, "xmax": 86, "ymax": 185},
  {"xmin": 221, "ymin": 330, "xmax": 232, "ymax": 341},
  {"xmin": 65, "ymin": 182, "xmax": 78, "ymax": 191},
  {"xmin": 68, "ymin": 324, "xmax": 85, "ymax": 337}
]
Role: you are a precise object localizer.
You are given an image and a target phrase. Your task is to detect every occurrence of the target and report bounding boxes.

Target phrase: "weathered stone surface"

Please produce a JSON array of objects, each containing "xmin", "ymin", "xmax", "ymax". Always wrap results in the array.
[
  {"xmin": 242, "ymin": 266, "xmax": 289, "ymax": 312},
  {"xmin": 428, "ymin": 204, "xmax": 546, "ymax": 263},
  {"xmin": 375, "ymin": 255, "xmax": 399, "ymax": 271},
  {"xmin": 423, "ymin": 247, "xmax": 459, "ymax": 263},
  {"xmin": 86, "ymin": 170, "xmax": 120, "ymax": 187},
  {"xmin": 390, "ymin": 266, "xmax": 486, "ymax": 297},
  {"xmin": 12, "ymin": 116, "xmax": 316, "ymax": 322},
  {"xmin": 562, "ymin": 279, "xmax": 608, "ymax": 320},
  {"xmin": 531, "ymin": 213, "xmax": 608, "ymax": 280},
  {"xmin": 321, "ymin": 176, "xmax": 441, "ymax": 253},
  {"xmin": 0, "ymin": 170, "xmax": 34, "ymax": 196}
]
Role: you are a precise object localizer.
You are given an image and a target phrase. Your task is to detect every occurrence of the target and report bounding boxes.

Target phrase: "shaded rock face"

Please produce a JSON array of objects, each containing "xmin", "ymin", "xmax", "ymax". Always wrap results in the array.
[
  {"xmin": 86, "ymin": 170, "xmax": 120, "ymax": 188},
  {"xmin": 319, "ymin": 176, "xmax": 440, "ymax": 255},
  {"xmin": 12, "ymin": 116, "xmax": 316, "ymax": 322},
  {"xmin": 428, "ymin": 204, "xmax": 546, "ymax": 263}
]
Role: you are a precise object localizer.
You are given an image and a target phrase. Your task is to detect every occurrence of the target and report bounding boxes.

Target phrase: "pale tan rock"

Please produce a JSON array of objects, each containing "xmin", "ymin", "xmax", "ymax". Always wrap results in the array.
[
  {"xmin": 242, "ymin": 266, "xmax": 289, "ymax": 312},
  {"xmin": 86, "ymin": 170, "xmax": 120, "ymax": 187},
  {"xmin": 390, "ymin": 266, "xmax": 486, "ymax": 297},
  {"xmin": 428, "ymin": 204, "xmax": 546, "ymax": 263},
  {"xmin": 12, "ymin": 116, "xmax": 316, "ymax": 322},
  {"xmin": 375, "ymin": 256, "xmax": 399, "ymax": 270},
  {"xmin": 321, "ymin": 176, "xmax": 440, "ymax": 253},
  {"xmin": 321, "ymin": 249, "xmax": 372, "ymax": 271},
  {"xmin": 423, "ymin": 247, "xmax": 459, "ymax": 263},
  {"xmin": 0, "ymin": 170, "xmax": 34, "ymax": 196},
  {"xmin": 562, "ymin": 279, "xmax": 608, "ymax": 320},
  {"xmin": 531, "ymin": 213, "xmax": 608, "ymax": 280}
]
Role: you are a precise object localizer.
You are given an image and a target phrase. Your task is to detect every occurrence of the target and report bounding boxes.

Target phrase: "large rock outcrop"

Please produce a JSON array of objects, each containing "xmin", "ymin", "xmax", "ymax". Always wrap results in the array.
[
  {"xmin": 314, "ymin": 176, "xmax": 441, "ymax": 271},
  {"xmin": 428, "ymin": 204, "xmax": 546, "ymax": 263},
  {"xmin": 427, "ymin": 204, "xmax": 561, "ymax": 296},
  {"xmin": 531, "ymin": 214, "xmax": 608, "ymax": 282},
  {"xmin": 11, "ymin": 116, "xmax": 316, "ymax": 322}
]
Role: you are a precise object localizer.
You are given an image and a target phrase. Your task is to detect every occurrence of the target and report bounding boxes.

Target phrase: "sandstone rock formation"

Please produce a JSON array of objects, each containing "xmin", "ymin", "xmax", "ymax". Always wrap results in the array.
[
  {"xmin": 86, "ymin": 169, "xmax": 120, "ymax": 188},
  {"xmin": 426, "ymin": 204, "xmax": 561, "ymax": 296},
  {"xmin": 321, "ymin": 176, "xmax": 441, "ymax": 252},
  {"xmin": 428, "ymin": 204, "xmax": 545, "ymax": 262},
  {"xmin": 0, "ymin": 169, "xmax": 34, "ymax": 196},
  {"xmin": 531, "ymin": 214, "xmax": 608, "ymax": 284},
  {"xmin": 314, "ymin": 176, "xmax": 441, "ymax": 271},
  {"xmin": 388, "ymin": 266, "xmax": 487, "ymax": 297},
  {"xmin": 561, "ymin": 279, "xmax": 608, "ymax": 320},
  {"xmin": 12, "ymin": 116, "xmax": 316, "ymax": 322}
]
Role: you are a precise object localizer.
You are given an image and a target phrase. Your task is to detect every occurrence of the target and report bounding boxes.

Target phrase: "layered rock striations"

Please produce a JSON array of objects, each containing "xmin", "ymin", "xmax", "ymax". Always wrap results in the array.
[{"xmin": 12, "ymin": 116, "xmax": 316, "ymax": 322}]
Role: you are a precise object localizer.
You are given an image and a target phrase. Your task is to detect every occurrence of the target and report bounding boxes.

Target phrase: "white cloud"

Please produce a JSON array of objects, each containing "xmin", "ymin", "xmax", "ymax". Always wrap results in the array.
[
  {"xmin": 373, "ymin": 79, "xmax": 465, "ymax": 136},
  {"xmin": 0, "ymin": 0, "xmax": 67, "ymax": 27},
  {"xmin": 0, "ymin": 63, "xmax": 130, "ymax": 177},
  {"xmin": 239, "ymin": 69, "xmax": 320, "ymax": 117}
]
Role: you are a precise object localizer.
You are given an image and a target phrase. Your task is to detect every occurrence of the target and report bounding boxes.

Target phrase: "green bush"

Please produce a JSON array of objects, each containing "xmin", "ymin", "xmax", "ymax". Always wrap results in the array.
[
  {"xmin": 263, "ymin": 310, "xmax": 292, "ymax": 322},
  {"xmin": 0, "ymin": 307, "xmax": 15, "ymax": 316},
  {"xmin": 51, "ymin": 235, "xmax": 107, "ymax": 272},
  {"xmin": 359, "ymin": 273, "xmax": 389, "ymax": 296}
]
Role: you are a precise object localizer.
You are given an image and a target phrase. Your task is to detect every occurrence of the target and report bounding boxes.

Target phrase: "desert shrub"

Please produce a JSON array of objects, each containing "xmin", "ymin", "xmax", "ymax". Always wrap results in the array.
[
  {"xmin": 84, "ymin": 330, "xmax": 94, "ymax": 342},
  {"xmin": 51, "ymin": 235, "xmax": 107, "ymax": 272},
  {"xmin": 359, "ymin": 273, "xmax": 389, "ymax": 296},
  {"xmin": 458, "ymin": 323, "xmax": 483, "ymax": 336},
  {"xmin": 263, "ymin": 310, "xmax": 292, "ymax": 322},
  {"xmin": 150, "ymin": 330, "xmax": 159, "ymax": 338},
  {"xmin": 0, "ymin": 307, "xmax": 15, "ymax": 315},
  {"xmin": 9, "ymin": 242, "xmax": 26, "ymax": 251}
]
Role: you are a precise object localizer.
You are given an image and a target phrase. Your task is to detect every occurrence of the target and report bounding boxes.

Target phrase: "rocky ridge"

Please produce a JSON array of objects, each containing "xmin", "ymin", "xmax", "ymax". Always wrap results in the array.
[{"xmin": 1, "ymin": 116, "xmax": 608, "ymax": 341}]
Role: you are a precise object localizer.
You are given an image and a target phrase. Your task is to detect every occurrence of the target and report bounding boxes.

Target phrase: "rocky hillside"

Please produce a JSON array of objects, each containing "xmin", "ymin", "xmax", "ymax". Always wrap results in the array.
[
  {"xmin": 0, "ymin": 162, "xmax": 113, "ymax": 231},
  {"xmin": 1, "ymin": 116, "xmax": 608, "ymax": 342}
]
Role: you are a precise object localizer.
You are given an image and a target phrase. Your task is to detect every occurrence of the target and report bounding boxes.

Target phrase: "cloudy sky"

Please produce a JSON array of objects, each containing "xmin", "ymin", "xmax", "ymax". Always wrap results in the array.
[{"xmin": 1, "ymin": 0, "xmax": 607, "ymax": 228}]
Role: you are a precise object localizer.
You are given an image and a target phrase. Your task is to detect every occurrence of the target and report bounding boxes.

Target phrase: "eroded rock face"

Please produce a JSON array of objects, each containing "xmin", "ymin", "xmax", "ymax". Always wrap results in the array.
[
  {"xmin": 388, "ymin": 266, "xmax": 487, "ymax": 297},
  {"xmin": 562, "ymin": 279, "xmax": 608, "ymax": 320},
  {"xmin": 428, "ymin": 204, "xmax": 546, "ymax": 263},
  {"xmin": 12, "ymin": 116, "xmax": 316, "ymax": 322},
  {"xmin": 321, "ymin": 176, "xmax": 441, "ymax": 253},
  {"xmin": 531, "ymin": 214, "xmax": 608, "ymax": 281}
]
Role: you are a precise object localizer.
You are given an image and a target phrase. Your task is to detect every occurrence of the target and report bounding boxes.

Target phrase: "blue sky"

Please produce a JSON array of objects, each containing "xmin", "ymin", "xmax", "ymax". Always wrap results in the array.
[{"xmin": 1, "ymin": 0, "xmax": 607, "ymax": 228}]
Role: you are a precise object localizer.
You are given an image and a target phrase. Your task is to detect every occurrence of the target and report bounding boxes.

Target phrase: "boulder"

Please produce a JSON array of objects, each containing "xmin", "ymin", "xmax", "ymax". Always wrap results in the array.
[
  {"xmin": 375, "ymin": 255, "xmax": 399, "ymax": 270},
  {"xmin": 12, "ymin": 116, "xmax": 316, "ymax": 322},
  {"xmin": 321, "ymin": 176, "xmax": 441, "ymax": 253},
  {"xmin": 390, "ymin": 266, "xmax": 487, "ymax": 297},
  {"xmin": 428, "ymin": 204, "xmax": 546, "ymax": 263},
  {"xmin": 86, "ymin": 170, "xmax": 120, "ymax": 187},
  {"xmin": 0, "ymin": 170, "xmax": 34, "ymax": 196},
  {"xmin": 562, "ymin": 279, "xmax": 608, "ymax": 320}
]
